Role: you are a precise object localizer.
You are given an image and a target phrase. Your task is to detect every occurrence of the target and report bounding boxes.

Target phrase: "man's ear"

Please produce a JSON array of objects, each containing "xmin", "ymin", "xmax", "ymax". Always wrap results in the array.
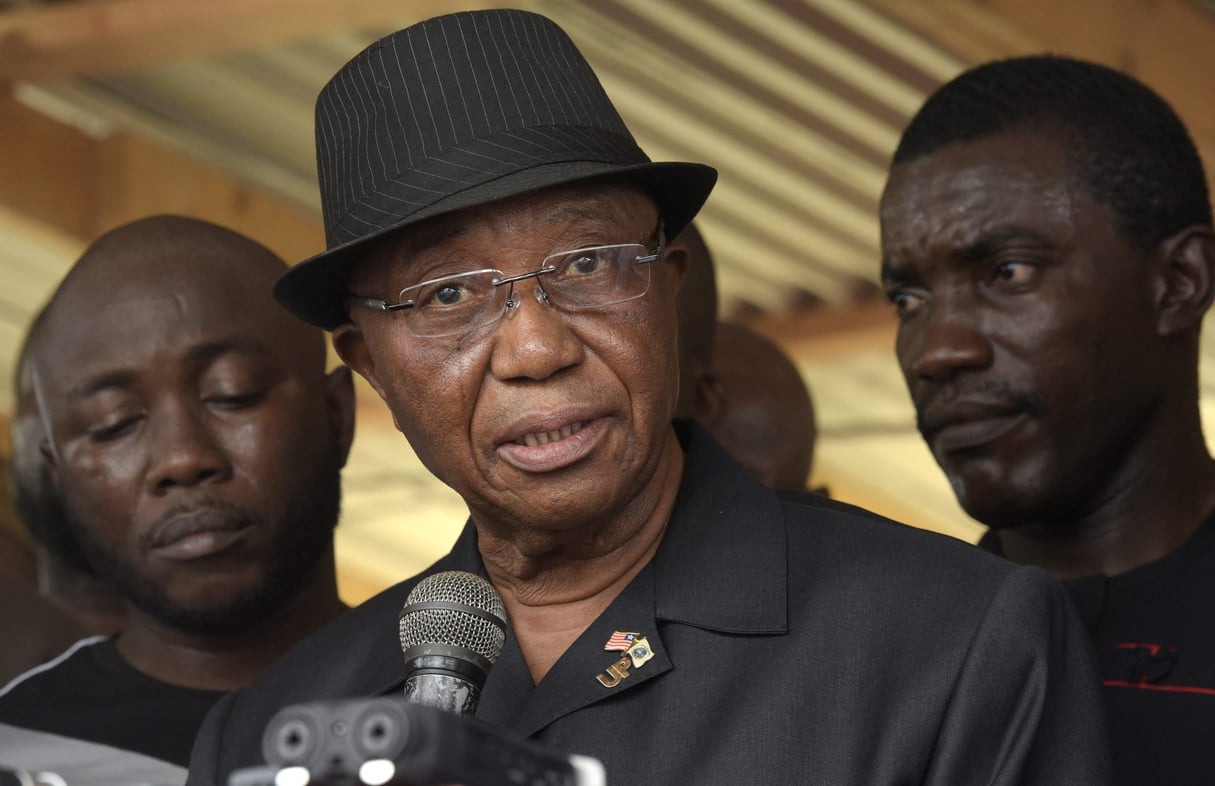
[
  {"xmin": 691, "ymin": 370, "xmax": 728, "ymax": 429},
  {"xmin": 333, "ymin": 323, "xmax": 386, "ymax": 400},
  {"xmin": 332, "ymin": 322, "xmax": 404, "ymax": 433},
  {"xmin": 324, "ymin": 365, "xmax": 357, "ymax": 468},
  {"xmin": 664, "ymin": 241, "xmax": 690, "ymax": 295},
  {"xmin": 1155, "ymin": 226, "xmax": 1215, "ymax": 337},
  {"xmin": 40, "ymin": 437, "xmax": 60, "ymax": 484}
]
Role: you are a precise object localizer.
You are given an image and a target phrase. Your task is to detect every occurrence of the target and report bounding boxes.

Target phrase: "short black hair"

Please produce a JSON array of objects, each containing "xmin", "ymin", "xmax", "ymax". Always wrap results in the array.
[{"xmin": 893, "ymin": 55, "xmax": 1212, "ymax": 251}]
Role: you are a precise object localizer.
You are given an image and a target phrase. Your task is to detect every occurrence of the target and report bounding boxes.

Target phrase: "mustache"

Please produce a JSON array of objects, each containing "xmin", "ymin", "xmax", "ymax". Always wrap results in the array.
[{"xmin": 914, "ymin": 380, "xmax": 1047, "ymax": 436}]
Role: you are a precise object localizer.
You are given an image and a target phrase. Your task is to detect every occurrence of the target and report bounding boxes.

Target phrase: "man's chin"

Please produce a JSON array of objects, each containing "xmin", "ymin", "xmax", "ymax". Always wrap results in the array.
[
  {"xmin": 134, "ymin": 583, "xmax": 289, "ymax": 636},
  {"xmin": 954, "ymin": 487, "xmax": 1044, "ymax": 531}
]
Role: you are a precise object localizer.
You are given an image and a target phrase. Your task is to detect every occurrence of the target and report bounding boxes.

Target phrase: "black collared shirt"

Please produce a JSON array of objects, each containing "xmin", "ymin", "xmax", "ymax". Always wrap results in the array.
[{"xmin": 982, "ymin": 514, "xmax": 1215, "ymax": 786}]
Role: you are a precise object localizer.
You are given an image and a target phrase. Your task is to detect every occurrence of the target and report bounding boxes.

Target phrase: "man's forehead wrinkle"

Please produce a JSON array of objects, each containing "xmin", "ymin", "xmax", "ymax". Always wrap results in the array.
[
  {"xmin": 543, "ymin": 199, "xmax": 620, "ymax": 224},
  {"xmin": 385, "ymin": 220, "xmax": 471, "ymax": 263},
  {"xmin": 884, "ymin": 161, "xmax": 1073, "ymax": 263}
]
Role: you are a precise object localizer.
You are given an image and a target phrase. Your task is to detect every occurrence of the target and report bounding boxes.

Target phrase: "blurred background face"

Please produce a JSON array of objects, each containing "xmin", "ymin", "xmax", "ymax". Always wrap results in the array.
[
  {"xmin": 881, "ymin": 131, "xmax": 1165, "ymax": 529},
  {"xmin": 705, "ymin": 322, "xmax": 816, "ymax": 492},
  {"xmin": 337, "ymin": 182, "xmax": 687, "ymax": 534},
  {"xmin": 37, "ymin": 258, "xmax": 347, "ymax": 634}
]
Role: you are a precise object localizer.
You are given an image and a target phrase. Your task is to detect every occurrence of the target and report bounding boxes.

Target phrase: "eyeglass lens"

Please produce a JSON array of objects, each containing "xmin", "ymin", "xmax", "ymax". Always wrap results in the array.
[{"xmin": 400, "ymin": 243, "xmax": 652, "ymax": 338}]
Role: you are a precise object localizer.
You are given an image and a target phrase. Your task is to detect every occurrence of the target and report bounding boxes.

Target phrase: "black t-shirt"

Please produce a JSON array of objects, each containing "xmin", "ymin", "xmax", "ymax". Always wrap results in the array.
[
  {"xmin": 0, "ymin": 636, "xmax": 224, "ymax": 767},
  {"xmin": 980, "ymin": 514, "xmax": 1215, "ymax": 785}
]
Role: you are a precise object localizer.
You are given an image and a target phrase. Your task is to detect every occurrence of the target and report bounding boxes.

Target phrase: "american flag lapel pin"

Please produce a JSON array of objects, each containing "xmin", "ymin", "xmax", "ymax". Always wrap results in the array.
[{"xmin": 604, "ymin": 631, "xmax": 638, "ymax": 652}]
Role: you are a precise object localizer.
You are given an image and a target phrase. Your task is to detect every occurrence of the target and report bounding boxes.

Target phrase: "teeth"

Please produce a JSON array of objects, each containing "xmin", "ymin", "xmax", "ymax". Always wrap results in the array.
[{"xmin": 517, "ymin": 421, "xmax": 584, "ymax": 447}]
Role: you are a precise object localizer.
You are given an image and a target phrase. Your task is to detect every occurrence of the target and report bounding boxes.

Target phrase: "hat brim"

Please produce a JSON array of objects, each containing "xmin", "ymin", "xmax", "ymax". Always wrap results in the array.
[{"xmin": 274, "ymin": 160, "xmax": 717, "ymax": 330}]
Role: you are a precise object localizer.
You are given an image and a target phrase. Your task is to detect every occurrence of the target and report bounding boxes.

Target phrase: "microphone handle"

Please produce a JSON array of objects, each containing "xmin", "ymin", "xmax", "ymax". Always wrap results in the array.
[
  {"xmin": 403, "ymin": 651, "xmax": 488, "ymax": 717},
  {"xmin": 404, "ymin": 672, "xmax": 480, "ymax": 716}
]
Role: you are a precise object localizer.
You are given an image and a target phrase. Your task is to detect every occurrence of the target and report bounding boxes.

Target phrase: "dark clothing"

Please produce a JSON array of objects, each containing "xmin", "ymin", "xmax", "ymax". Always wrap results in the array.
[
  {"xmin": 0, "ymin": 571, "xmax": 87, "ymax": 686},
  {"xmin": 982, "ymin": 515, "xmax": 1215, "ymax": 786},
  {"xmin": 0, "ymin": 636, "xmax": 223, "ymax": 771},
  {"xmin": 191, "ymin": 426, "xmax": 1111, "ymax": 785}
]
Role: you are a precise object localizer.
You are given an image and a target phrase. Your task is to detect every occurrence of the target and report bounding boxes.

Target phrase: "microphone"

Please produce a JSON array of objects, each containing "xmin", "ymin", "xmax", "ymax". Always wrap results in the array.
[
  {"xmin": 228, "ymin": 571, "xmax": 608, "ymax": 785},
  {"xmin": 398, "ymin": 570, "xmax": 507, "ymax": 716}
]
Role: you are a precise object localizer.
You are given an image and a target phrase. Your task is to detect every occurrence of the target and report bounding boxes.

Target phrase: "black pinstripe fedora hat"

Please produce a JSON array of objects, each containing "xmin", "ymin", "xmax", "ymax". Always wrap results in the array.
[{"xmin": 275, "ymin": 9, "xmax": 717, "ymax": 329}]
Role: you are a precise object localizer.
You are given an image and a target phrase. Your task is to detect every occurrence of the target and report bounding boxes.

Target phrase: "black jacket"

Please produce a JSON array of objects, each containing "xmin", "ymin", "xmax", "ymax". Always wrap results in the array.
[{"xmin": 188, "ymin": 425, "xmax": 1111, "ymax": 784}]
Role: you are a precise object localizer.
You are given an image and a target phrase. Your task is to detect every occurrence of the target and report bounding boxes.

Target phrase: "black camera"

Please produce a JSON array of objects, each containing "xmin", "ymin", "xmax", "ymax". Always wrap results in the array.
[{"xmin": 227, "ymin": 697, "xmax": 603, "ymax": 786}]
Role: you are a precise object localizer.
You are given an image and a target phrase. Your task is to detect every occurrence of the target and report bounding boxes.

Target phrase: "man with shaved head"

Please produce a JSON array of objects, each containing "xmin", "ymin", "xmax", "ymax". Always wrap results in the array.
[{"xmin": 0, "ymin": 216, "xmax": 354, "ymax": 782}]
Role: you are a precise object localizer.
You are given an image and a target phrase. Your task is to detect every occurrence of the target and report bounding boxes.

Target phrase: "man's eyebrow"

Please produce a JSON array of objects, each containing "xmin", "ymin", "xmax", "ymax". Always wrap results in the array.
[
  {"xmin": 952, "ymin": 226, "xmax": 1055, "ymax": 263},
  {"xmin": 879, "ymin": 260, "xmax": 907, "ymax": 285},
  {"xmin": 545, "ymin": 203, "xmax": 613, "ymax": 223},
  {"xmin": 70, "ymin": 369, "xmax": 138, "ymax": 399},
  {"xmin": 68, "ymin": 339, "xmax": 268, "ymax": 399}
]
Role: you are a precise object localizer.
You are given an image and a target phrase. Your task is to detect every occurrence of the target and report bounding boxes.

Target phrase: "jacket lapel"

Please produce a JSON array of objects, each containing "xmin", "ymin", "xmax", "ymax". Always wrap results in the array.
[
  {"xmin": 441, "ymin": 423, "xmax": 789, "ymax": 737},
  {"xmin": 481, "ymin": 566, "xmax": 669, "ymax": 737}
]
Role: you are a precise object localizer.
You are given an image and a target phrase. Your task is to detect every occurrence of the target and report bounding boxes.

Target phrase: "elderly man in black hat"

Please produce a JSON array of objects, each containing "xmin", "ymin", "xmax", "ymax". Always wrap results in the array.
[{"xmin": 188, "ymin": 10, "xmax": 1111, "ymax": 785}]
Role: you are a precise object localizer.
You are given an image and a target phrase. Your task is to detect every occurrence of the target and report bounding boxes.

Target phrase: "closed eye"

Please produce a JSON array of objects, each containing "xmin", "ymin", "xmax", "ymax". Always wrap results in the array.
[
  {"xmin": 88, "ymin": 416, "xmax": 141, "ymax": 443},
  {"xmin": 207, "ymin": 391, "xmax": 267, "ymax": 410}
]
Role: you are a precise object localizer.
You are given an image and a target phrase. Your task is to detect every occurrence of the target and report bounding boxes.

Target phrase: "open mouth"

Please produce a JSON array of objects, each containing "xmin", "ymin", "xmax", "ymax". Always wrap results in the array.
[
  {"xmin": 498, "ymin": 417, "xmax": 604, "ymax": 473},
  {"xmin": 512, "ymin": 421, "xmax": 586, "ymax": 447}
]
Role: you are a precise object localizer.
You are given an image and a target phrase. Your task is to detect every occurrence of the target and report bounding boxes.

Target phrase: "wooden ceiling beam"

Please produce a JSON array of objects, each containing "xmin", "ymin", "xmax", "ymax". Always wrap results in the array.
[
  {"xmin": 862, "ymin": 0, "xmax": 1215, "ymax": 190},
  {"xmin": 0, "ymin": 87, "xmax": 323, "ymax": 265},
  {"xmin": 0, "ymin": 0, "xmax": 516, "ymax": 81}
]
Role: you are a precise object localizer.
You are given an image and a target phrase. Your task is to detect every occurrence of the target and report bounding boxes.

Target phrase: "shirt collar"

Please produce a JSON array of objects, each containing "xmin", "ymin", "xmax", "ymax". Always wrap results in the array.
[
  {"xmin": 649, "ymin": 420, "xmax": 788, "ymax": 634},
  {"xmin": 452, "ymin": 420, "xmax": 790, "ymax": 635}
]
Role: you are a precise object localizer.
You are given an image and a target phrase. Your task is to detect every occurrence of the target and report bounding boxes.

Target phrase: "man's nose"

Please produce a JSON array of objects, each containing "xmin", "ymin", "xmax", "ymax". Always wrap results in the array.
[
  {"xmin": 490, "ymin": 282, "xmax": 584, "ymax": 383},
  {"xmin": 145, "ymin": 403, "xmax": 232, "ymax": 494},
  {"xmin": 899, "ymin": 299, "xmax": 994, "ymax": 382}
]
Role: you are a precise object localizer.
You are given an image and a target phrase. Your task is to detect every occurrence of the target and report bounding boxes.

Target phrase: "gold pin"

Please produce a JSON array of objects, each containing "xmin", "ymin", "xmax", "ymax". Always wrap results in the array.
[
  {"xmin": 627, "ymin": 637, "xmax": 654, "ymax": 668},
  {"xmin": 596, "ymin": 655, "xmax": 633, "ymax": 688},
  {"xmin": 597, "ymin": 633, "xmax": 656, "ymax": 686}
]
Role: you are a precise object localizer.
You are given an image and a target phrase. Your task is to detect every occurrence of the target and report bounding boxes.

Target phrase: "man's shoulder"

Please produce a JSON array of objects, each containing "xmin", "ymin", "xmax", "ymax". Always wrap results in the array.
[
  {"xmin": 0, "ymin": 635, "xmax": 109, "ymax": 711},
  {"xmin": 242, "ymin": 579, "xmax": 418, "ymax": 699},
  {"xmin": 238, "ymin": 538, "xmax": 478, "ymax": 702},
  {"xmin": 187, "ymin": 571, "xmax": 448, "ymax": 782},
  {"xmin": 0, "ymin": 635, "xmax": 221, "ymax": 768},
  {"xmin": 780, "ymin": 492, "xmax": 1031, "ymax": 607}
]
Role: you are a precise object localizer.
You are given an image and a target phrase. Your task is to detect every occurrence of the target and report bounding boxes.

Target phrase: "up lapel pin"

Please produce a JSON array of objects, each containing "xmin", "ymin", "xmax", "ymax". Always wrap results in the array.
[{"xmin": 597, "ymin": 631, "xmax": 655, "ymax": 688}]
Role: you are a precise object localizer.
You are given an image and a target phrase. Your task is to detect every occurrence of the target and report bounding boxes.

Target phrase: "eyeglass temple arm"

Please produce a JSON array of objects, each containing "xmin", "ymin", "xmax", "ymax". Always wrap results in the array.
[{"xmin": 345, "ymin": 295, "xmax": 414, "ymax": 313}]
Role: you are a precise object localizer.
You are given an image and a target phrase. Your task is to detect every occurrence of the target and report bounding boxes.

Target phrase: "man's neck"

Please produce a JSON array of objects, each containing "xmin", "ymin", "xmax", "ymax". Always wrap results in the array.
[
  {"xmin": 114, "ymin": 561, "xmax": 348, "ymax": 692},
  {"xmin": 997, "ymin": 442, "xmax": 1215, "ymax": 580},
  {"xmin": 477, "ymin": 433, "xmax": 684, "ymax": 684}
]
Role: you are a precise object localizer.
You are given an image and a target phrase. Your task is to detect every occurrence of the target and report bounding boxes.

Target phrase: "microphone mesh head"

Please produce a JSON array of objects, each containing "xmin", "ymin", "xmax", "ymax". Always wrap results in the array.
[{"xmin": 399, "ymin": 571, "xmax": 507, "ymax": 665}]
